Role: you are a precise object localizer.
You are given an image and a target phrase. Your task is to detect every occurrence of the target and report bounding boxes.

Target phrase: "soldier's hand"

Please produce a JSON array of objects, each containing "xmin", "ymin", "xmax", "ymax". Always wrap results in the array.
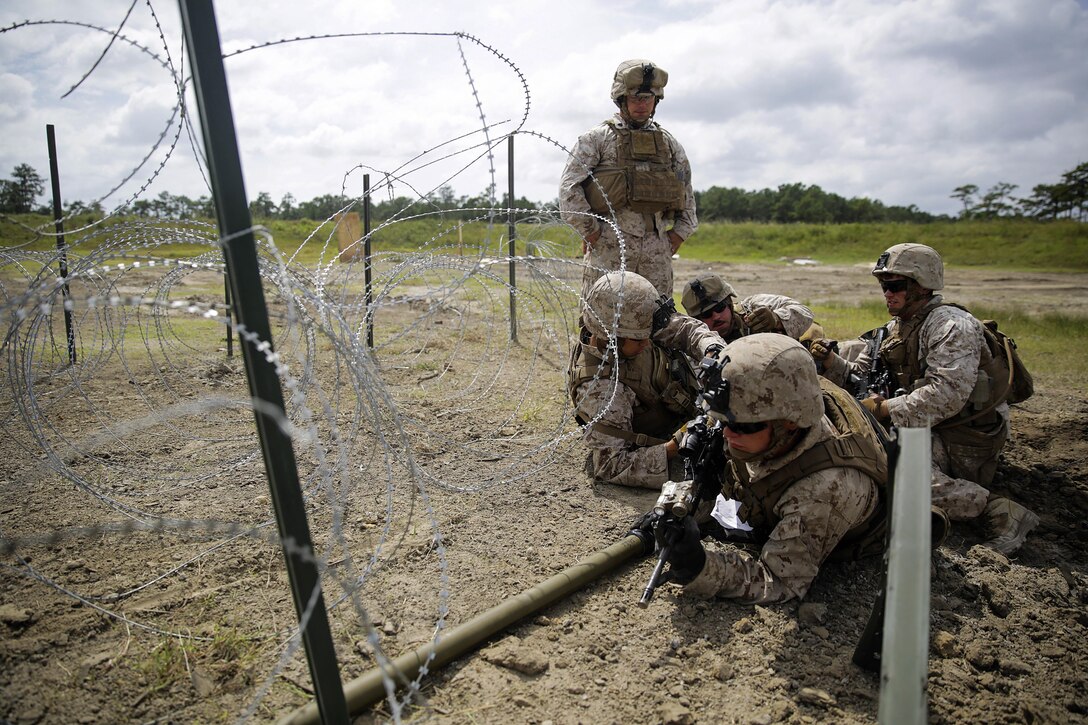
[
  {"xmin": 629, "ymin": 511, "xmax": 659, "ymax": 553},
  {"xmin": 582, "ymin": 227, "xmax": 602, "ymax": 255},
  {"xmin": 662, "ymin": 516, "xmax": 707, "ymax": 585},
  {"xmin": 861, "ymin": 395, "xmax": 890, "ymax": 421},
  {"xmin": 807, "ymin": 338, "xmax": 837, "ymax": 362},
  {"xmin": 745, "ymin": 306, "xmax": 782, "ymax": 334},
  {"xmin": 667, "ymin": 229, "xmax": 684, "ymax": 254}
]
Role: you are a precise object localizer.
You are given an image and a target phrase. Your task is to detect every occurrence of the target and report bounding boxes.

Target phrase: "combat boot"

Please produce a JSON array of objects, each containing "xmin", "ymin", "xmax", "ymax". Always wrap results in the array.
[{"xmin": 983, "ymin": 497, "xmax": 1039, "ymax": 555}]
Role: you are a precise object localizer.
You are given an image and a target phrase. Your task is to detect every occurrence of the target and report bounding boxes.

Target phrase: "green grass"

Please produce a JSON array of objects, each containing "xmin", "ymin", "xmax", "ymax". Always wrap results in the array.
[
  {"xmin": 5, "ymin": 214, "xmax": 1084, "ymax": 396},
  {"xmin": 6, "ymin": 215, "xmax": 1084, "ymax": 272},
  {"xmin": 679, "ymin": 219, "xmax": 1088, "ymax": 272}
]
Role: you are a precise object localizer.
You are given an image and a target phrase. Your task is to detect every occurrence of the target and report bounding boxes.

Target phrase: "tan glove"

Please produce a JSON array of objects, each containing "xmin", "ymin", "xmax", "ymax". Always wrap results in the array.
[
  {"xmin": 861, "ymin": 396, "xmax": 889, "ymax": 421},
  {"xmin": 808, "ymin": 338, "xmax": 837, "ymax": 362},
  {"xmin": 745, "ymin": 306, "xmax": 782, "ymax": 334}
]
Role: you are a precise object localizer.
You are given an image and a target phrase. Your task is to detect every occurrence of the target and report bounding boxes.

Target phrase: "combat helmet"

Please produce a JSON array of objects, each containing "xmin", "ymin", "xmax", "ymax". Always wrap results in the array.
[
  {"xmin": 583, "ymin": 271, "xmax": 660, "ymax": 340},
  {"xmin": 700, "ymin": 334, "xmax": 823, "ymax": 428},
  {"xmin": 610, "ymin": 59, "xmax": 668, "ymax": 106},
  {"xmin": 681, "ymin": 272, "xmax": 737, "ymax": 317},
  {"xmin": 872, "ymin": 243, "xmax": 944, "ymax": 291}
]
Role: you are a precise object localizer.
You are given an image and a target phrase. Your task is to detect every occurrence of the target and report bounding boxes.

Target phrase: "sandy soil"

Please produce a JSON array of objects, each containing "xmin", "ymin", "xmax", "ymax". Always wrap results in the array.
[{"xmin": 1, "ymin": 257, "xmax": 1086, "ymax": 725}]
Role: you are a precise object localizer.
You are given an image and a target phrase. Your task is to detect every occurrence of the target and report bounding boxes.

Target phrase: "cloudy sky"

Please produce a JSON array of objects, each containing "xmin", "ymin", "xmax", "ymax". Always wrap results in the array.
[{"xmin": 2, "ymin": 0, "xmax": 1086, "ymax": 218}]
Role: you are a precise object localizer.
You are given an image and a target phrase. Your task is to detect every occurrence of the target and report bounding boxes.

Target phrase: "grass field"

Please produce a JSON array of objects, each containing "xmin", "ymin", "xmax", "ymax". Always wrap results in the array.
[{"xmin": 3, "ymin": 214, "xmax": 1085, "ymax": 392}]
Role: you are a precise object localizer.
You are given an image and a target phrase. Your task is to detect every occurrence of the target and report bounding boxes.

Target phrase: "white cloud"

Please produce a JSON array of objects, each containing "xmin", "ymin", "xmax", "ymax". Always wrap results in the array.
[{"xmin": 1, "ymin": 0, "xmax": 1085, "ymax": 215}]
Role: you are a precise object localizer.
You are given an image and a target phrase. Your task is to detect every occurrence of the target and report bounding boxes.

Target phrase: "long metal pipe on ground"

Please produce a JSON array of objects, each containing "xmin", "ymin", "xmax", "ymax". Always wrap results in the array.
[
  {"xmin": 879, "ymin": 426, "xmax": 931, "ymax": 725},
  {"xmin": 277, "ymin": 533, "xmax": 648, "ymax": 725}
]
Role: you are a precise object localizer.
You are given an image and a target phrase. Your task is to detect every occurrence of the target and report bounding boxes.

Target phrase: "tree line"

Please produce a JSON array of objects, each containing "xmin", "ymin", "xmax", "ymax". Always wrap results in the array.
[{"xmin": 2, "ymin": 161, "xmax": 1085, "ymax": 224}]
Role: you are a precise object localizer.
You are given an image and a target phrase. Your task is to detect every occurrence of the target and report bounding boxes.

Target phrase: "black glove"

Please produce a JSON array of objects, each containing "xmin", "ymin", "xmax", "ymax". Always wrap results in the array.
[
  {"xmin": 662, "ymin": 515, "xmax": 707, "ymax": 585},
  {"xmin": 629, "ymin": 511, "xmax": 659, "ymax": 554}
]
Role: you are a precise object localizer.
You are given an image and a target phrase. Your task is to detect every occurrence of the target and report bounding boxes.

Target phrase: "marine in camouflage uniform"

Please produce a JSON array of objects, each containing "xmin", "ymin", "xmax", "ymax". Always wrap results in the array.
[
  {"xmin": 680, "ymin": 271, "xmax": 817, "ymax": 343},
  {"xmin": 559, "ymin": 59, "xmax": 697, "ymax": 299},
  {"xmin": 645, "ymin": 335, "xmax": 889, "ymax": 603},
  {"xmin": 569, "ymin": 271, "xmax": 721, "ymax": 489},
  {"xmin": 811, "ymin": 243, "xmax": 1039, "ymax": 554}
]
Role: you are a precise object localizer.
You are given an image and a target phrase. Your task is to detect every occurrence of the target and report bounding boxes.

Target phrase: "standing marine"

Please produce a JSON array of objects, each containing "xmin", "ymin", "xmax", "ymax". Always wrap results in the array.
[{"xmin": 559, "ymin": 59, "xmax": 698, "ymax": 299}]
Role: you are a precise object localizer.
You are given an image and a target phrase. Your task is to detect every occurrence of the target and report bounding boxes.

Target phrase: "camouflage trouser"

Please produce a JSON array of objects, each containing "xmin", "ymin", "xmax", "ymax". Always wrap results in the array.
[
  {"xmin": 930, "ymin": 431, "xmax": 994, "ymax": 520},
  {"xmin": 580, "ymin": 220, "xmax": 674, "ymax": 302}
]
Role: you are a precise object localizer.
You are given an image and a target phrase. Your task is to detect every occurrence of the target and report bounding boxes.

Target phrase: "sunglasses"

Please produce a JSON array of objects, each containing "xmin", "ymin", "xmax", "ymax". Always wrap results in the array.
[
  {"xmin": 879, "ymin": 279, "xmax": 910, "ymax": 294},
  {"xmin": 695, "ymin": 299, "xmax": 730, "ymax": 320},
  {"xmin": 722, "ymin": 420, "xmax": 769, "ymax": 435}
]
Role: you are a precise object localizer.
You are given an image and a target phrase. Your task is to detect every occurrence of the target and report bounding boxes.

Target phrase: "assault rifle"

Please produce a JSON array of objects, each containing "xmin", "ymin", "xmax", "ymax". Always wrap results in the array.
[
  {"xmin": 856, "ymin": 326, "xmax": 893, "ymax": 401},
  {"xmin": 636, "ymin": 414, "xmax": 725, "ymax": 607}
]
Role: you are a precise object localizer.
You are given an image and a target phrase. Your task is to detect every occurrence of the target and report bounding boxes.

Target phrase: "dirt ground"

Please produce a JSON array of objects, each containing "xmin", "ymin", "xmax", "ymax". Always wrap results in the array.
[{"xmin": 1, "ymin": 254, "xmax": 1086, "ymax": 725}]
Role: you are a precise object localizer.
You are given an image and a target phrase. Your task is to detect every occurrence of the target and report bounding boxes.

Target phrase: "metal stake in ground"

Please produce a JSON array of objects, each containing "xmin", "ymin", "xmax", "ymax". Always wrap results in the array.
[{"xmin": 178, "ymin": 1, "xmax": 348, "ymax": 722}]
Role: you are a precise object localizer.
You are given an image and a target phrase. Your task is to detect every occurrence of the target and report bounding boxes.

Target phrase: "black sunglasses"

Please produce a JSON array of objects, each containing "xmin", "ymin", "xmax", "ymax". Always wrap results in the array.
[
  {"xmin": 723, "ymin": 420, "xmax": 769, "ymax": 435},
  {"xmin": 879, "ymin": 279, "xmax": 910, "ymax": 294},
  {"xmin": 695, "ymin": 299, "xmax": 730, "ymax": 320}
]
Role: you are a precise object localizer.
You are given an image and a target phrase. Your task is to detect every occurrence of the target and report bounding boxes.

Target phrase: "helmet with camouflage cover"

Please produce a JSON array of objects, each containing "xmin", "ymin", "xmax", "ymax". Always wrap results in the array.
[
  {"xmin": 701, "ymin": 334, "xmax": 823, "ymax": 428},
  {"xmin": 872, "ymin": 243, "xmax": 944, "ymax": 291},
  {"xmin": 584, "ymin": 271, "xmax": 660, "ymax": 340},
  {"xmin": 681, "ymin": 272, "xmax": 737, "ymax": 317},
  {"xmin": 610, "ymin": 59, "xmax": 668, "ymax": 106}
]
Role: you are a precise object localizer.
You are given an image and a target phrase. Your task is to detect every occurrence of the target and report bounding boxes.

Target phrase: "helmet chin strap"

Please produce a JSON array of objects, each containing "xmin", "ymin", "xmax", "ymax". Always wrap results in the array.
[{"xmin": 899, "ymin": 283, "xmax": 933, "ymax": 320}]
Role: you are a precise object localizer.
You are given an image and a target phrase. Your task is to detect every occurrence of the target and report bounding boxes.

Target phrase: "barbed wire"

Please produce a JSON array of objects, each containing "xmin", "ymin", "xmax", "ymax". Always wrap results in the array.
[{"xmin": 0, "ymin": 5, "xmax": 649, "ymax": 723}]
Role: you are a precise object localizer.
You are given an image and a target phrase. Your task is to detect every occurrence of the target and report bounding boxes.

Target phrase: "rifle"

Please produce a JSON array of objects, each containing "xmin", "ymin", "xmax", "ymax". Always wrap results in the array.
[
  {"xmin": 636, "ymin": 414, "xmax": 725, "ymax": 607},
  {"xmin": 857, "ymin": 326, "xmax": 892, "ymax": 401}
]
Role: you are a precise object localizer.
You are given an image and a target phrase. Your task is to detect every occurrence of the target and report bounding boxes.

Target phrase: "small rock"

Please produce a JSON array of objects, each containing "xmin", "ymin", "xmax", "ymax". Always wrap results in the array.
[
  {"xmin": 481, "ymin": 638, "xmax": 550, "ymax": 676},
  {"xmin": 0, "ymin": 605, "xmax": 35, "ymax": 627},
  {"xmin": 733, "ymin": 617, "xmax": 754, "ymax": 634},
  {"xmin": 715, "ymin": 661, "xmax": 735, "ymax": 681},
  {"xmin": 998, "ymin": 657, "xmax": 1032, "ymax": 675},
  {"xmin": 933, "ymin": 630, "xmax": 959, "ymax": 658},
  {"xmin": 659, "ymin": 701, "xmax": 695, "ymax": 725},
  {"xmin": 798, "ymin": 602, "xmax": 827, "ymax": 626},
  {"xmin": 811, "ymin": 626, "xmax": 830, "ymax": 640},
  {"xmin": 799, "ymin": 687, "xmax": 837, "ymax": 707},
  {"xmin": 965, "ymin": 642, "xmax": 998, "ymax": 670}
]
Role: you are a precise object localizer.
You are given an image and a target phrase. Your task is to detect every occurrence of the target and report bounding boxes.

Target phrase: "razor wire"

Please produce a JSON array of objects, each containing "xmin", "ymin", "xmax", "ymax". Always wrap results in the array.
[{"xmin": 0, "ymin": 4, "xmax": 647, "ymax": 723}]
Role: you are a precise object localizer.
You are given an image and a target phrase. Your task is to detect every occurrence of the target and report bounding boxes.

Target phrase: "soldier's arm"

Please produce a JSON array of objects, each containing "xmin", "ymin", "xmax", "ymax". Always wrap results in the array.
[
  {"xmin": 683, "ymin": 467, "xmax": 877, "ymax": 603},
  {"xmin": 665, "ymin": 132, "xmax": 698, "ymax": 240},
  {"xmin": 652, "ymin": 312, "xmax": 721, "ymax": 360},
  {"xmin": 559, "ymin": 126, "xmax": 609, "ymax": 239},
  {"xmin": 740, "ymin": 293, "xmax": 815, "ymax": 340},
  {"xmin": 885, "ymin": 311, "xmax": 981, "ymax": 427},
  {"xmin": 573, "ymin": 378, "xmax": 671, "ymax": 489}
]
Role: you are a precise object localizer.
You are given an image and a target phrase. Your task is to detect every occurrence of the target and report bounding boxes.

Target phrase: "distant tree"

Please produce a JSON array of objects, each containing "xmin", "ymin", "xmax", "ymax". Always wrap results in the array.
[
  {"xmin": 298, "ymin": 194, "xmax": 350, "ymax": 221},
  {"xmin": 0, "ymin": 163, "xmax": 46, "ymax": 213},
  {"xmin": 278, "ymin": 192, "xmax": 299, "ymax": 220},
  {"xmin": 1058, "ymin": 161, "xmax": 1088, "ymax": 221},
  {"xmin": 795, "ymin": 185, "xmax": 834, "ymax": 223},
  {"xmin": 975, "ymin": 182, "xmax": 1019, "ymax": 218},
  {"xmin": 950, "ymin": 185, "xmax": 978, "ymax": 218},
  {"xmin": 249, "ymin": 191, "xmax": 276, "ymax": 219}
]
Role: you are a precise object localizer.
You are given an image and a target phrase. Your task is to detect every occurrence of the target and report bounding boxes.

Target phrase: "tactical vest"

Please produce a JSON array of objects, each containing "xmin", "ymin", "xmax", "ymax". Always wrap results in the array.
[
  {"xmin": 568, "ymin": 339, "xmax": 699, "ymax": 446},
  {"xmin": 878, "ymin": 301, "xmax": 1003, "ymax": 430},
  {"xmin": 582, "ymin": 120, "xmax": 686, "ymax": 216},
  {"xmin": 726, "ymin": 379, "xmax": 889, "ymax": 561}
]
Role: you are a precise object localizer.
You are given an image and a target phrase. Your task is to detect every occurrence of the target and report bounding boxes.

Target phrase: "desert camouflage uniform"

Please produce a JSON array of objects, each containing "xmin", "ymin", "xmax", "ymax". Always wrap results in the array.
[
  {"xmin": 732, "ymin": 294, "xmax": 814, "ymax": 342},
  {"xmin": 821, "ymin": 296, "xmax": 1005, "ymax": 519},
  {"xmin": 571, "ymin": 315, "xmax": 718, "ymax": 488},
  {"xmin": 684, "ymin": 417, "xmax": 879, "ymax": 603},
  {"xmin": 559, "ymin": 113, "xmax": 697, "ymax": 299}
]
